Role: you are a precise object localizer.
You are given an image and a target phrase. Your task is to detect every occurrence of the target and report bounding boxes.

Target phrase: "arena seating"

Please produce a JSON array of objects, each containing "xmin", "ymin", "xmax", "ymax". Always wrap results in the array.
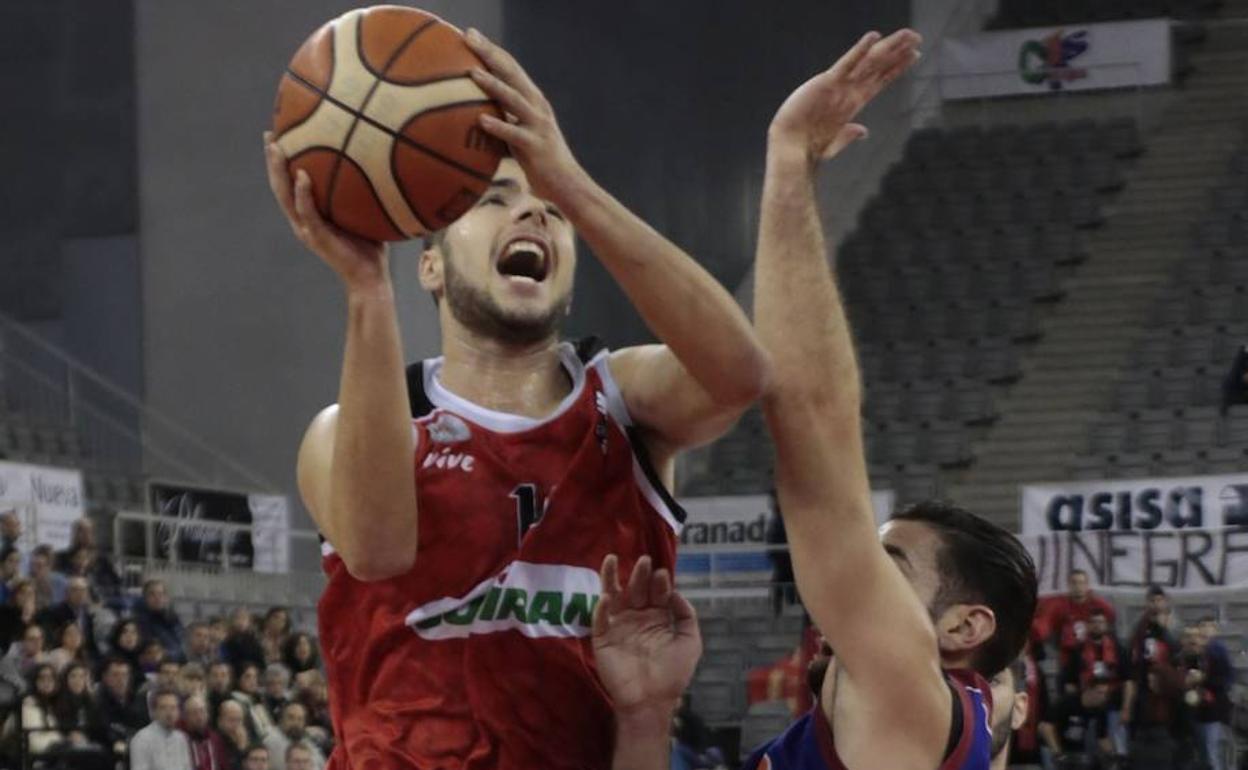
[
  {"xmin": 1067, "ymin": 144, "xmax": 1248, "ymax": 479},
  {"xmin": 681, "ymin": 117, "xmax": 1140, "ymax": 504}
]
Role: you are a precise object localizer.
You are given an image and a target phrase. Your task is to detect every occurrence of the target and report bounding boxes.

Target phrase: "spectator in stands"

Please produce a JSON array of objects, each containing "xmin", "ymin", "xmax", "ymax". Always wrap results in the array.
[
  {"xmin": 243, "ymin": 744, "xmax": 272, "ymax": 770},
  {"xmin": 206, "ymin": 661, "xmax": 234, "ymax": 719},
  {"xmin": 1049, "ymin": 570, "xmax": 1116, "ymax": 665},
  {"xmin": 223, "ymin": 608, "xmax": 266, "ymax": 672},
  {"xmin": 1123, "ymin": 586, "xmax": 1183, "ymax": 770},
  {"xmin": 186, "ymin": 620, "xmax": 219, "ymax": 667},
  {"xmin": 5, "ymin": 623, "xmax": 51, "ymax": 680},
  {"xmin": 1221, "ymin": 344, "xmax": 1248, "ymax": 416},
  {"xmin": 1062, "ymin": 607, "xmax": 1126, "ymax": 754},
  {"xmin": 260, "ymin": 608, "xmax": 292, "ymax": 665},
  {"xmin": 107, "ymin": 619, "xmax": 144, "ymax": 688},
  {"xmin": 208, "ymin": 616, "xmax": 228, "ymax": 653},
  {"xmin": 216, "ymin": 700, "xmax": 251, "ymax": 769},
  {"xmin": 264, "ymin": 702, "xmax": 325, "ymax": 770},
  {"xmin": 1191, "ymin": 617, "xmax": 1233, "ymax": 770},
  {"xmin": 129, "ymin": 688, "xmax": 191, "ymax": 770},
  {"xmin": 134, "ymin": 579, "xmax": 185, "ymax": 662},
  {"xmin": 282, "ymin": 633, "xmax": 320, "ymax": 676},
  {"xmin": 29, "ymin": 544, "xmax": 66, "ymax": 608},
  {"xmin": 0, "ymin": 512, "xmax": 20, "ymax": 553},
  {"xmin": 292, "ymin": 670, "xmax": 332, "ymax": 750},
  {"xmin": 55, "ymin": 662, "xmax": 97, "ymax": 739},
  {"xmin": 988, "ymin": 658, "xmax": 1030, "ymax": 770},
  {"xmin": 1041, "ymin": 673, "xmax": 1116, "ymax": 769},
  {"xmin": 39, "ymin": 576, "xmax": 100, "ymax": 661},
  {"xmin": 0, "ymin": 546, "xmax": 22, "ymax": 604},
  {"xmin": 67, "ymin": 545, "xmax": 122, "ymax": 603},
  {"xmin": 90, "ymin": 657, "xmax": 148, "ymax": 763},
  {"xmin": 179, "ymin": 662, "xmax": 208, "ymax": 701},
  {"xmin": 286, "ymin": 743, "xmax": 318, "ymax": 770},
  {"xmin": 143, "ymin": 659, "xmax": 181, "ymax": 705},
  {"xmin": 181, "ymin": 693, "xmax": 230, "ymax": 770},
  {"xmin": 18, "ymin": 663, "xmax": 66, "ymax": 758},
  {"xmin": 263, "ymin": 663, "xmax": 292, "ymax": 717},
  {"xmin": 233, "ymin": 662, "xmax": 277, "ymax": 741},
  {"xmin": 0, "ymin": 578, "xmax": 37, "ymax": 652},
  {"xmin": 138, "ymin": 639, "xmax": 168, "ymax": 684},
  {"xmin": 48, "ymin": 620, "xmax": 90, "ymax": 673}
]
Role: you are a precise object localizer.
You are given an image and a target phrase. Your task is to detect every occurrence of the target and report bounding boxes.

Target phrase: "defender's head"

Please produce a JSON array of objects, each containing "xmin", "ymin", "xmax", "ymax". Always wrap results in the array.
[
  {"xmin": 420, "ymin": 158, "xmax": 576, "ymax": 347},
  {"xmin": 882, "ymin": 500, "xmax": 1038, "ymax": 678}
]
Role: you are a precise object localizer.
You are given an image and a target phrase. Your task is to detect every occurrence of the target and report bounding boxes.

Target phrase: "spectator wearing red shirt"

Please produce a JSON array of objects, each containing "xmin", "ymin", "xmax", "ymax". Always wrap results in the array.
[{"xmin": 1048, "ymin": 570, "xmax": 1116, "ymax": 664}]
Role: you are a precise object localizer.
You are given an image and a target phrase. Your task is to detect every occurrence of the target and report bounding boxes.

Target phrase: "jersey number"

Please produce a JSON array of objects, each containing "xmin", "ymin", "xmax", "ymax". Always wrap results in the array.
[{"xmin": 511, "ymin": 484, "xmax": 546, "ymax": 545}]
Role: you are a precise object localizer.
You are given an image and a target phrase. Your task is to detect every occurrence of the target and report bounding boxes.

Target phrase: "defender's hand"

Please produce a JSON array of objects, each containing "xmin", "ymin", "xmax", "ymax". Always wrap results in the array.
[
  {"xmin": 264, "ymin": 132, "xmax": 390, "ymax": 293},
  {"xmin": 592, "ymin": 554, "xmax": 702, "ymax": 717},
  {"xmin": 465, "ymin": 29, "xmax": 588, "ymax": 205},
  {"xmin": 769, "ymin": 29, "xmax": 922, "ymax": 165}
]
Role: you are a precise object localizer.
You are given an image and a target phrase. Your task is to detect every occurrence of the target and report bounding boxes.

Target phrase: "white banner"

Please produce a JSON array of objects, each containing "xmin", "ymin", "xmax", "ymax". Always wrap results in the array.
[
  {"xmin": 676, "ymin": 491, "xmax": 897, "ymax": 577},
  {"xmin": 939, "ymin": 20, "xmax": 1171, "ymax": 100},
  {"xmin": 0, "ymin": 461, "xmax": 85, "ymax": 551},
  {"xmin": 1021, "ymin": 473, "xmax": 1248, "ymax": 593}
]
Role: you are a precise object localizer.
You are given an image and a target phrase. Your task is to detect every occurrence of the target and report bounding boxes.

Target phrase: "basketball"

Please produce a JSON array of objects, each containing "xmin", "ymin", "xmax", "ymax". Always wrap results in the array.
[{"xmin": 272, "ymin": 6, "xmax": 507, "ymax": 242}]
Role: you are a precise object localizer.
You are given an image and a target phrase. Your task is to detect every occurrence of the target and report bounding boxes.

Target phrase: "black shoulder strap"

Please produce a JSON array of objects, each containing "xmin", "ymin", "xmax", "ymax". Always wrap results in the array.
[
  {"xmin": 405, "ymin": 361, "xmax": 434, "ymax": 418},
  {"xmin": 943, "ymin": 677, "xmax": 964, "ymax": 762}
]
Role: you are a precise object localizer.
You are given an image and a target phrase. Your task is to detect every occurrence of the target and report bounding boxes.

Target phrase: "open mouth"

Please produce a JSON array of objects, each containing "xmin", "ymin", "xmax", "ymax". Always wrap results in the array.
[{"xmin": 495, "ymin": 237, "xmax": 551, "ymax": 284}]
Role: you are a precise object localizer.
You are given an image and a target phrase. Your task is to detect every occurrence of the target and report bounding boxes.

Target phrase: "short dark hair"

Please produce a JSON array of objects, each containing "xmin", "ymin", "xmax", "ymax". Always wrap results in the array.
[
  {"xmin": 151, "ymin": 687, "xmax": 180, "ymax": 708},
  {"xmin": 892, "ymin": 500, "xmax": 1038, "ymax": 678},
  {"xmin": 1199, "ymin": 615, "xmax": 1218, "ymax": 625},
  {"xmin": 1147, "ymin": 584, "xmax": 1167, "ymax": 598},
  {"xmin": 1089, "ymin": 607, "xmax": 1108, "ymax": 619},
  {"xmin": 102, "ymin": 655, "xmax": 130, "ymax": 674},
  {"xmin": 244, "ymin": 745, "xmax": 269, "ymax": 760}
]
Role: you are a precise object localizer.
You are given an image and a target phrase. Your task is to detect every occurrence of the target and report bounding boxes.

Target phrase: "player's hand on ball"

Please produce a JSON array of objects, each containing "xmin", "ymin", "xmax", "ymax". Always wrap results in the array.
[
  {"xmin": 769, "ymin": 29, "xmax": 922, "ymax": 164},
  {"xmin": 264, "ymin": 131, "xmax": 390, "ymax": 292},
  {"xmin": 464, "ymin": 29, "xmax": 587, "ymax": 205},
  {"xmin": 592, "ymin": 554, "xmax": 702, "ymax": 717}
]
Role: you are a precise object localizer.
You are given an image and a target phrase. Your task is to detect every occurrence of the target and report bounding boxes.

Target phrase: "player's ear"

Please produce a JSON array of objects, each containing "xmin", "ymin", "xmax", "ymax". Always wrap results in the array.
[
  {"xmin": 1011, "ymin": 692, "xmax": 1029, "ymax": 731},
  {"xmin": 937, "ymin": 603, "xmax": 996, "ymax": 655},
  {"xmin": 419, "ymin": 243, "xmax": 445, "ymax": 298}
]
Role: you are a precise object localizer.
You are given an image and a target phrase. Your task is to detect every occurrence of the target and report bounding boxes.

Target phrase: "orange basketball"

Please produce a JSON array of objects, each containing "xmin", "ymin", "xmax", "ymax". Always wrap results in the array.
[{"xmin": 272, "ymin": 6, "xmax": 507, "ymax": 241}]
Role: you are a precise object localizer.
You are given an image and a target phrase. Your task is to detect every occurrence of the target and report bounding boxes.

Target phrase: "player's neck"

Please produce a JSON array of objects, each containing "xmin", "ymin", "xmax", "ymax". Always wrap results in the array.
[{"xmin": 438, "ymin": 326, "xmax": 570, "ymax": 419}]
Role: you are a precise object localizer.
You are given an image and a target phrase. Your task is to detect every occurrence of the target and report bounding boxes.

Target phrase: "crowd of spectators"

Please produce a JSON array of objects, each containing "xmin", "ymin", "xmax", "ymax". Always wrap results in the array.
[
  {"xmin": 1017, "ymin": 571, "xmax": 1234, "ymax": 770},
  {"xmin": 0, "ymin": 511, "xmax": 328, "ymax": 770}
]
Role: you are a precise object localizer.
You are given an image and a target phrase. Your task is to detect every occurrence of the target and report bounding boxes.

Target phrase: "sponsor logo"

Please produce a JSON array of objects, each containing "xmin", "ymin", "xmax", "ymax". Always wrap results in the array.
[
  {"xmin": 427, "ymin": 413, "xmax": 471, "ymax": 444},
  {"xmin": 406, "ymin": 561, "xmax": 601, "ymax": 640},
  {"xmin": 1019, "ymin": 29, "xmax": 1089, "ymax": 90},
  {"xmin": 421, "ymin": 447, "xmax": 476, "ymax": 473},
  {"xmin": 1221, "ymin": 484, "xmax": 1248, "ymax": 527}
]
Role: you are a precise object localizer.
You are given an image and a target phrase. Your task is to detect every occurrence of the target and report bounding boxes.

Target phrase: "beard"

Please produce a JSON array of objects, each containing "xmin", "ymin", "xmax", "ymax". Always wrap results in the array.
[{"xmin": 443, "ymin": 252, "xmax": 570, "ymax": 346}]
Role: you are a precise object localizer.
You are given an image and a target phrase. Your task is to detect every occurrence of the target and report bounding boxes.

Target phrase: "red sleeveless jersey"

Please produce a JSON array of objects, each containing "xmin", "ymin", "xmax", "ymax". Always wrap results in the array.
[{"xmin": 317, "ymin": 341, "xmax": 683, "ymax": 770}]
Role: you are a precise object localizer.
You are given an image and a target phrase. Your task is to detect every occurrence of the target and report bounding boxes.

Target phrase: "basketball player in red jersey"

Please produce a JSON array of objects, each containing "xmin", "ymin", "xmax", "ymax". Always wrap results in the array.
[
  {"xmin": 264, "ymin": 26, "xmax": 768, "ymax": 770},
  {"xmin": 596, "ymin": 29, "xmax": 1038, "ymax": 770}
]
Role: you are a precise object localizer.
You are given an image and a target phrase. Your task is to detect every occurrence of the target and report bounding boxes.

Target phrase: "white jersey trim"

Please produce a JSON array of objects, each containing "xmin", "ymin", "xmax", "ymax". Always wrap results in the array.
[
  {"xmin": 591, "ymin": 355, "xmax": 683, "ymax": 537},
  {"xmin": 421, "ymin": 343, "xmax": 586, "ymax": 433}
]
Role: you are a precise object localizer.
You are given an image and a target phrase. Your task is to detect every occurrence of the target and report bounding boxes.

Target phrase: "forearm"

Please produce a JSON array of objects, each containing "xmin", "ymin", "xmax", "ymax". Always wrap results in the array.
[
  {"xmin": 330, "ymin": 283, "xmax": 418, "ymax": 571},
  {"xmin": 557, "ymin": 174, "xmax": 767, "ymax": 404},
  {"xmin": 612, "ymin": 706, "xmax": 674, "ymax": 770}
]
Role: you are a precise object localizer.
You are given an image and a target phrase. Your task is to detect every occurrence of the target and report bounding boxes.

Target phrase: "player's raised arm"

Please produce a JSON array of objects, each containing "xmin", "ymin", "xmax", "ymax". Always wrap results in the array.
[
  {"xmin": 465, "ymin": 30, "xmax": 770, "ymax": 457},
  {"xmin": 593, "ymin": 555, "xmax": 702, "ymax": 770},
  {"xmin": 266, "ymin": 134, "xmax": 418, "ymax": 582},
  {"xmin": 754, "ymin": 30, "xmax": 951, "ymax": 765}
]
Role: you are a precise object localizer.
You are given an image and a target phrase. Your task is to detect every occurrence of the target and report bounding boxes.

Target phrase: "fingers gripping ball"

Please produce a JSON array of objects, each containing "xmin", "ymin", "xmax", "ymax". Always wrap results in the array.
[{"xmin": 272, "ymin": 6, "xmax": 507, "ymax": 241}]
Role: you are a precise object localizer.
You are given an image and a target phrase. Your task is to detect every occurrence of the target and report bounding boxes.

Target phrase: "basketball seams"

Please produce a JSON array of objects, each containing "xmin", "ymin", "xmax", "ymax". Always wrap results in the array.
[{"xmin": 355, "ymin": 11, "xmax": 441, "ymax": 81}]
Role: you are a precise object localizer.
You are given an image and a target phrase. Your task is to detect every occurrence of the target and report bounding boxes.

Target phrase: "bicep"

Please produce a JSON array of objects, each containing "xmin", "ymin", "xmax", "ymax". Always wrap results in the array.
[{"xmin": 608, "ymin": 346, "xmax": 749, "ymax": 452}]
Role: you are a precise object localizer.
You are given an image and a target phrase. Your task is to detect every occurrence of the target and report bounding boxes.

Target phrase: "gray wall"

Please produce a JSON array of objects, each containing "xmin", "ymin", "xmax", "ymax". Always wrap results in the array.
[{"xmin": 136, "ymin": 1, "xmax": 504, "ymax": 531}]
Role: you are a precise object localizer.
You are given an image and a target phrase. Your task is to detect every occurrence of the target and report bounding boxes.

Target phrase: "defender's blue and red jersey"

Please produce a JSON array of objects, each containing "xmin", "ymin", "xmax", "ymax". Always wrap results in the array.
[{"xmin": 743, "ymin": 669, "xmax": 994, "ymax": 770}]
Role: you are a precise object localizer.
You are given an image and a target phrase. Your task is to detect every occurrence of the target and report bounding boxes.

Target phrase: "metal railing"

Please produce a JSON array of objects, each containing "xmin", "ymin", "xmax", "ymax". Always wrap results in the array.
[{"xmin": 0, "ymin": 310, "xmax": 279, "ymax": 492}]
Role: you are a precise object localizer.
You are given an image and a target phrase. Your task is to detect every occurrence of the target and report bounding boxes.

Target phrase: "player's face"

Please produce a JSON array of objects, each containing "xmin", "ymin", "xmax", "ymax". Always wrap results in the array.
[
  {"xmin": 424, "ymin": 159, "xmax": 577, "ymax": 346},
  {"xmin": 878, "ymin": 520, "xmax": 945, "ymax": 611},
  {"xmin": 1069, "ymin": 572, "xmax": 1089, "ymax": 600}
]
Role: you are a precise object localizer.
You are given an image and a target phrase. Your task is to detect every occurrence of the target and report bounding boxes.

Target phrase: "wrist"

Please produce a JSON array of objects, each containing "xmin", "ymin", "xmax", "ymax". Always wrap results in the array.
[
  {"xmin": 345, "ymin": 279, "xmax": 395, "ymax": 306},
  {"xmin": 615, "ymin": 700, "xmax": 678, "ymax": 739},
  {"xmin": 765, "ymin": 132, "xmax": 816, "ymax": 177}
]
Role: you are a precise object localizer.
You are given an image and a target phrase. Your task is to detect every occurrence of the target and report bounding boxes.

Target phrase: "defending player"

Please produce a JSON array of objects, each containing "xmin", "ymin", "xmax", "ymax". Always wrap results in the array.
[
  {"xmin": 596, "ymin": 29, "xmax": 1038, "ymax": 770},
  {"xmin": 264, "ymin": 28, "xmax": 769, "ymax": 770}
]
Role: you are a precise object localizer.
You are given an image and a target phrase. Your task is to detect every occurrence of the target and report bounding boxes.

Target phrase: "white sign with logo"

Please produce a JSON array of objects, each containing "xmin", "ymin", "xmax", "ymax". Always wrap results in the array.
[
  {"xmin": 939, "ymin": 19, "xmax": 1171, "ymax": 100},
  {"xmin": 676, "ymin": 490, "xmax": 898, "ymax": 579},
  {"xmin": 1020, "ymin": 473, "xmax": 1248, "ymax": 593},
  {"xmin": 247, "ymin": 494, "xmax": 290, "ymax": 574},
  {"xmin": 0, "ymin": 461, "xmax": 85, "ymax": 550}
]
